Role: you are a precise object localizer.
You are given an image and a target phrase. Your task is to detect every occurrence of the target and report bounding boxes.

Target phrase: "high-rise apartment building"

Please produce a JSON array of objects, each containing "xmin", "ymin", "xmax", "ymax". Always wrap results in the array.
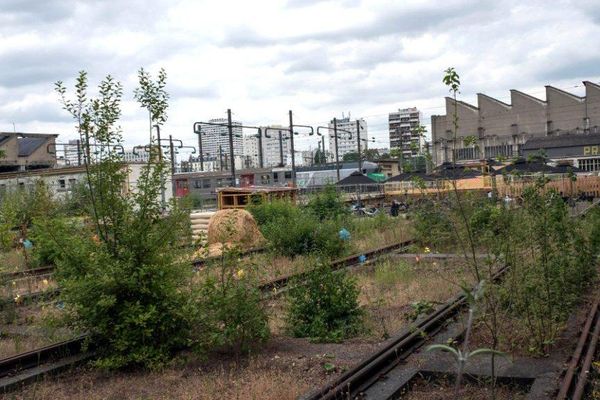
[
  {"xmin": 327, "ymin": 117, "xmax": 367, "ymax": 161},
  {"xmin": 242, "ymin": 125, "xmax": 291, "ymax": 168},
  {"xmin": 389, "ymin": 107, "xmax": 423, "ymax": 159},
  {"xmin": 198, "ymin": 118, "xmax": 243, "ymax": 161}
]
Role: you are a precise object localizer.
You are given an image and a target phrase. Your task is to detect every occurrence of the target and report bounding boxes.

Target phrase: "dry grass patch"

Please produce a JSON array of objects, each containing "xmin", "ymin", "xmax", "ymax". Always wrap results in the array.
[
  {"xmin": 350, "ymin": 217, "xmax": 413, "ymax": 254},
  {"xmin": 356, "ymin": 257, "xmax": 472, "ymax": 339},
  {"xmin": 0, "ymin": 250, "xmax": 29, "ymax": 273},
  {"xmin": 0, "ymin": 301, "xmax": 73, "ymax": 358},
  {"xmin": 401, "ymin": 376, "xmax": 527, "ymax": 400}
]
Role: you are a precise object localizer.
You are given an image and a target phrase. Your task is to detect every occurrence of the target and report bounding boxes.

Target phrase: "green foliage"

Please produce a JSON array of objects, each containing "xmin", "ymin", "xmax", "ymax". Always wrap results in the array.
[
  {"xmin": 500, "ymin": 187, "xmax": 598, "ymax": 353},
  {"xmin": 247, "ymin": 200, "xmax": 298, "ymax": 227},
  {"xmin": 286, "ymin": 264, "xmax": 363, "ymax": 342},
  {"xmin": 261, "ymin": 209, "xmax": 345, "ymax": 258},
  {"xmin": 248, "ymin": 199, "xmax": 346, "ymax": 258},
  {"xmin": 51, "ymin": 70, "xmax": 196, "ymax": 369},
  {"xmin": 412, "ymin": 200, "xmax": 453, "ymax": 250},
  {"xmin": 305, "ymin": 185, "xmax": 348, "ymax": 221},
  {"xmin": 196, "ymin": 248, "xmax": 269, "ymax": 354}
]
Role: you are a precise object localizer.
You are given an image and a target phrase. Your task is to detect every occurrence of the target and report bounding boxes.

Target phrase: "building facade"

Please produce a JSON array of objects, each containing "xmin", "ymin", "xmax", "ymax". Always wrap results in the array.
[
  {"xmin": 123, "ymin": 148, "xmax": 150, "ymax": 163},
  {"xmin": 327, "ymin": 117, "xmax": 368, "ymax": 161},
  {"xmin": 0, "ymin": 132, "xmax": 57, "ymax": 172},
  {"xmin": 431, "ymin": 81, "xmax": 600, "ymax": 166},
  {"xmin": 0, "ymin": 162, "xmax": 172, "ymax": 201},
  {"xmin": 521, "ymin": 133, "xmax": 600, "ymax": 172},
  {"xmin": 242, "ymin": 125, "xmax": 291, "ymax": 168},
  {"xmin": 389, "ymin": 107, "xmax": 423, "ymax": 159},
  {"xmin": 198, "ymin": 118, "xmax": 243, "ymax": 162}
]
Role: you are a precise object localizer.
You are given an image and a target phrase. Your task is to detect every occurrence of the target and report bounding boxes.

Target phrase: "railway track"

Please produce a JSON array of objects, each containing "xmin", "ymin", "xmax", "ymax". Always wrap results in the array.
[
  {"xmin": 0, "ymin": 335, "xmax": 92, "ymax": 393},
  {"xmin": 301, "ymin": 265, "xmax": 509, "ymax": 400},
  {"xmin": 0, "ymin": 239, "xmax": 414, "ymax": 392},
  {"xmin": 556, "ymin": 296, "xmax": 600, "ymax": 400}
]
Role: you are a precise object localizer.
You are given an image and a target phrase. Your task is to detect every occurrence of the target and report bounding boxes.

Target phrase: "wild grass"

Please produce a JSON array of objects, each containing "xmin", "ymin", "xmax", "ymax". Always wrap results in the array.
[
  {"xmin": 12, "ymin": 358, "xmax": 310, "ymax": 400},
  {"xmin": 357, "ymin": 258, "xmax": 472, "ymax": 339},
  {"xmin": 0, "ymin": 249, "xmax": 28, "ymax": 273}
]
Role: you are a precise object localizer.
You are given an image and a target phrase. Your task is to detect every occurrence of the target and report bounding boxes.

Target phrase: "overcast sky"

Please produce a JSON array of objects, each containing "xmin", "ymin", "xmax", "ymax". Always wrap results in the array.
[{"xmin": 1, "ymin": 0, "xmax": 600, "ymax": 155}]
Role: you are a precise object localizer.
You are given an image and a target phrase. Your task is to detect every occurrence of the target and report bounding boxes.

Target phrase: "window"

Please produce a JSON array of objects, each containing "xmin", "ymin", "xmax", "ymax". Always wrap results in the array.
[
  {"xmin": 284, "ymin": 171, "xmax": 292, "ymax": 179},
  {"xmin": 194, "ymin": 179, "xmax": 202, "ymax": 189},
  {"xmin": 485, "ymin": 145, "xmax": 513, "ymax": 158},
  {"xmin": 273, "ymin": 172, "xmax": 279, "ymax": 182},
  {"xmin": 456, "ymin": 147, "xmax": 480, "ymax": 161},
  {"xmin": 58, "ymin": 179, "xmax": 66, "ymax": 189},
  {"xmin": 68, "ymin": 178, "xmax": 77, "ymax": 188},
  {"xmin": 578, "ymin": 158, "xmax": 600, "ymax": 172},
  {"xmin": 261, "ymin": 174, "xmax": 271, "ymax": 185},
  {"xmin": 202, "ymin": 179, "xmax": 211, "ymax": 189}
]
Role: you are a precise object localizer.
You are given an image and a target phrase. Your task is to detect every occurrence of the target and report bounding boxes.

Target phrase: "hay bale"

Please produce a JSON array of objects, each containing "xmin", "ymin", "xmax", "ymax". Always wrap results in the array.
[{"xmin": 206, "ymin": 209, "xmax": 265, "ymax": 250}]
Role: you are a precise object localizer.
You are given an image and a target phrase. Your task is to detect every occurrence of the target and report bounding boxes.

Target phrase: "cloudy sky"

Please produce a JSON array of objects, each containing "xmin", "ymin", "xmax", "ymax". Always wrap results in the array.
[{"xmin": 1, "ymin": 0, "xmax": 600, "ymax": 155}]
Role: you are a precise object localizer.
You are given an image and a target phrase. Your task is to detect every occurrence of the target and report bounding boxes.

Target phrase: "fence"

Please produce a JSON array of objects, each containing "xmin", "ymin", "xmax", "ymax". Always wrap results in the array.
[{"xmin": 496, "ymin": 175, "xmax": 600, "ymax": 199}]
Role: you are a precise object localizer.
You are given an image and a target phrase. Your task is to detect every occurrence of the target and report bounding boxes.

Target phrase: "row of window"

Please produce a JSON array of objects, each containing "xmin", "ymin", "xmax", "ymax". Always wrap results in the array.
[
  {"xmin": 190, "ymin": 171, "xmax": 293, "ymax": 190},
  {"xmin": 578, "ymin": 158, "xmax": 600, "ymax": 172}
]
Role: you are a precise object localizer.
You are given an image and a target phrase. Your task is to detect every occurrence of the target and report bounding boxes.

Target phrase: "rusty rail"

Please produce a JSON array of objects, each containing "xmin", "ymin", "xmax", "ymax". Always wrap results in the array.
[{"xmin": 557, "ymin": 297, "xmax": 600, "ymax": 400}]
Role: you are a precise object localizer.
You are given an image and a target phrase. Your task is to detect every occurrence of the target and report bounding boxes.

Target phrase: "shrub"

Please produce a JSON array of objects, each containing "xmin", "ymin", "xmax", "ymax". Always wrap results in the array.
[
  {"xmin": 306, "ymin": 185, "xmax": 348, "ymax": 221},
  {"xmin": 249, "ymin": 199, "xmax": 346, "ymax": 258},
  {"xmin": 412, "ymin": 199, "xmax": 453, "ymax": 250},
  {"xmin": 286, "ymin": 263, "xmax": 363, "ymax": 342},
  {"xmin": 260, "ymin": 209, "xmax": 345, "ymax": 258},
  {"xmin": 247, "ymin": 199, "xmax": 298, "ymax": 227},
  {"xmin": 499, "ymin": 187, "xmax": 598, "ymax": 353},
  {"xmin": 48, "ymin": 70, "xmax": 197, "ymax": 369},
  {"xmin": 197, "ymin": 248, "xmax": 269, "ymax": 354}
]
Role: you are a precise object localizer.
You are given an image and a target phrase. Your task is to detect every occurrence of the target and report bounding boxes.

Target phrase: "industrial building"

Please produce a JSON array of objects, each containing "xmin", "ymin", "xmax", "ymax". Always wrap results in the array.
[
  {"xmin": 431, "ymin": 81, "xmax": 600, "ymax": 166},
  {"xmin": 521, "ymin": 133, "xmax": 600, "ymax": 172}
]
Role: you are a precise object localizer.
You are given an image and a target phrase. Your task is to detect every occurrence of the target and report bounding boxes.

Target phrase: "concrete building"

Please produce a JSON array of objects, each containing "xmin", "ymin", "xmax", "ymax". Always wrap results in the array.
[
  {"xmin": 197, "ymin": 118, "xmax": 243, "ymax": 162},
  {"xmin": 123, "ymin": 148, "xmax": 150, "ymax": 163},
  {"xmin": 389, "ymin": 107, "xmax": 423, "ymax": 159},
  {"xmin": 242, "ymin": 125, "xmax": 291, "ymax": 168},
  {"xmin": 431, "ymin": 81, "xmax": 600, "ymax": 166},
  {"xmin": 327, "ymin": 117, "xmax": 367, "ymax": 161},
  {"xmin": 243, "ymin": 134, "xmax": 260, "ymax": 168},
  {"xmin": 0, "ymin": 162, "xmax": 172, "ymax": 201},
  {"xmin": 179, "ymin": 155, "xmax": 220, "ymax": 173},
  {"xmin": 0, "ymin": 132, "xmax": 57, "ymax": 172}
]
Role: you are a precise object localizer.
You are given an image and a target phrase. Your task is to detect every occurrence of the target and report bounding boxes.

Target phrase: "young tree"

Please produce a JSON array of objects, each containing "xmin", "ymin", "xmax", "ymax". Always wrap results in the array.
[{"xmin": 51, "ymin": 70, "xmax": 194, "ymax": 369}]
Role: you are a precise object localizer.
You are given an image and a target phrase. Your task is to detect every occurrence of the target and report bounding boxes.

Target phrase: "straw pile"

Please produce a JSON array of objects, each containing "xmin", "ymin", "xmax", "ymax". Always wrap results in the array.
[{"xmin": 202, "ymin": 209, "xmax": 265, "ymax": 256}]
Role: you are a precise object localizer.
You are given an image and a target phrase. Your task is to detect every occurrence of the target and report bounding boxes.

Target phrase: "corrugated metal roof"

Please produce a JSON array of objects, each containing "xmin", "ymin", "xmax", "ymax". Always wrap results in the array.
[
  {"xmin": 18, "ymin": 137, "xmax": 47, "ymax": 157},
  {"xmin": 521, "ymin": 133, "xmax": 600, "ymax": 150}
]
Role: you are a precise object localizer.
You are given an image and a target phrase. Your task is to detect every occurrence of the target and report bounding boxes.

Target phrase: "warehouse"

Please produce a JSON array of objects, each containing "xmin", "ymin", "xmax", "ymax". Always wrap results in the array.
[{"xmin": 520, "ymin": 133, "xmax": 600, "ymax": 172}]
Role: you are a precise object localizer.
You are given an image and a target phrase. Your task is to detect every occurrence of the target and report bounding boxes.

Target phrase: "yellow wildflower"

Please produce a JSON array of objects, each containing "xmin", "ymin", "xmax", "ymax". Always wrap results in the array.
[
  {"xmin": 236, "ymin": 269, "xmax": 245, "ymax": 278},
  {"xmin": 43, "ymin": 279, "xmax": 49, "ymax": 286},
  {"xmin": 424, "ymin": 247, "xmax": 431, "ymax": 254}
]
